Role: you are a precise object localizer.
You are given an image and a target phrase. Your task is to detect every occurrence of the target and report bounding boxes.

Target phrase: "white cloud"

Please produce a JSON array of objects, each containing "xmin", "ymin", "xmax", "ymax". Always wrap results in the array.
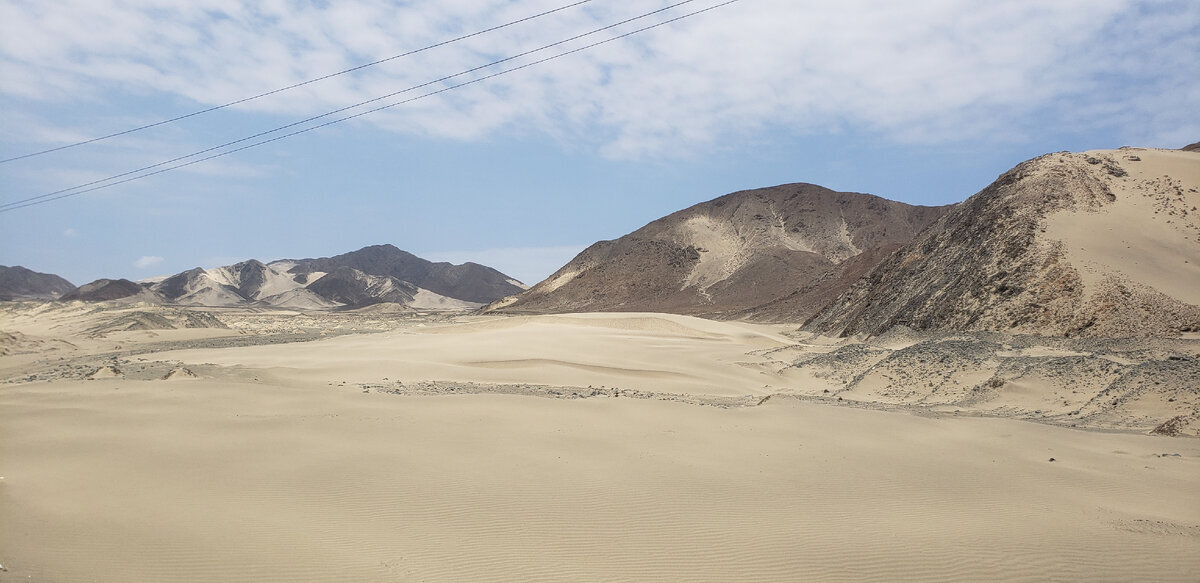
[
  {"xmin": 134, "ymin": 255, "xmax": 164, "ymax": 269},
  {"xmin": 422, "ymin": 245, "xmax": 588, "ymax": 286},
  {"xmin": 63, "ymin": 228, "xmax": 79, "ymax": 237},
  {"xmin": 2, "ymin": 0, "xmax": 1196, "ymax": 155}
]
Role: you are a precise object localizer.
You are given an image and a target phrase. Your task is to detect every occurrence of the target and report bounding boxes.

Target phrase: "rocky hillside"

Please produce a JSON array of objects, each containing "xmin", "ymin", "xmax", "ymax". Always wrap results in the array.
[
  {"xmin": 0, "ymin": 265, "xmax": 76, "ymax": 300},
  {"xmin": 150, "ymin": 260, "xmax": 339, "ymax": 308},
  {"xmin": 304, "ymin": 266, "xmax": 418, "ymax": 307},
  {"xmin": 806, "ymin": 147, "xmax": 1200, "ymax": 337},
  {"xmin": 495, "ymin": 183, "xmax": 949, "ymax": 317},
  {"xmin": 46, "ymin": 245, "xmax": 521, "ymax": 311},
  {"xmin": 285, "ymin": 244, "xmax": 526, "ymax": 304},
  {"xmin": 60, "ymin": 279, "xmax": 159, "ymax": 303}
]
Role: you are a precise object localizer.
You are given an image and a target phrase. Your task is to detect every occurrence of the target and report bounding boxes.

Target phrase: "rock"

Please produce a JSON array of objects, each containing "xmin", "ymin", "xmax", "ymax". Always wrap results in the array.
[{"xmin": 1150, "ymin": 416, "xmax": 1188, "ymax": 437}]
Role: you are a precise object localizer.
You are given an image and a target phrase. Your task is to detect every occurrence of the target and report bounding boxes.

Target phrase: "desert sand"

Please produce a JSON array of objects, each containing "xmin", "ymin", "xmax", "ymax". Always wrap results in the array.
[
  {"xmin": 2, "ymin": 302, "xmax": 1198, "ymax": 581},
  {"xmin": 1042, "ymin": 148, "xmax": 1200, "ymax": 305}
]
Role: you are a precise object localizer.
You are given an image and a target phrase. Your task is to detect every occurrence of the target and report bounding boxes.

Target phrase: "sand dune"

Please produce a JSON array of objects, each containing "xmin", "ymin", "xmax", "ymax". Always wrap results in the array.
[
  {"xmin": 152, "ymin": 312, "xmax": 792, "ymax": 397},
  {"xmin": 2, "ymin": 305, "xmax": 1198, "ymax": 581},
  {"xmin": 1043, "ymin": 149, "xmax": 1200, "ymax": 305}
]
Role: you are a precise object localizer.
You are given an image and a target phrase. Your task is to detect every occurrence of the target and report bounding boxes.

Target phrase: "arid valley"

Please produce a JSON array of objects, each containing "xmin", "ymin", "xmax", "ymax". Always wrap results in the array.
[
  {"xmin": 4, "ymin": 0, "xmax": 1200, "ymax": 579},
  {"xmin": 2, "ymin": 299, "xmax": 1198, "ymax": 581}
]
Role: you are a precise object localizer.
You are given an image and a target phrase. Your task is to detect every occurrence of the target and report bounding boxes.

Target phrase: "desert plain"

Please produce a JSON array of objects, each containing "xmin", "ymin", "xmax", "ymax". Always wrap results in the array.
[{"xmin": 1, "ymin": 301, "xmax": 1198, "ymax": 582}]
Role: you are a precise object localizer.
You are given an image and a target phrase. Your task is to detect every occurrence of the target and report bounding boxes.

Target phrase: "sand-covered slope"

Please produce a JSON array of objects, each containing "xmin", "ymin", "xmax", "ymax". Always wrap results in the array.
[
  {"xmin": 497, "ymin": 184, "xmax": 948, "ymax": 317},
  {"xmin": 808, "ymin": 148, "xmax": 1200, "ymax": 337}
]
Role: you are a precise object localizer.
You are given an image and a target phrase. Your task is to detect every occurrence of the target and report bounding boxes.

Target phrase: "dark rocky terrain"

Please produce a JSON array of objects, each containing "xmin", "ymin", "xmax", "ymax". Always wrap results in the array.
[
  {"xmin": 59, "ymin": 278, "xmax": 155, "ymax": 303},
  {"xmin": 495, "ymin": 183, "xmax": 948, "ymax": 317},
  {"xmin": 0, "ymin": 265, "xmax": 76, "ymax": 300},
  {"xmin": 286, "ymin": 244, "xmax": 525, "ymax": 304},
  {"xmin": 305, "ymin": 266, "xmax": 418, "ymax": 307}
]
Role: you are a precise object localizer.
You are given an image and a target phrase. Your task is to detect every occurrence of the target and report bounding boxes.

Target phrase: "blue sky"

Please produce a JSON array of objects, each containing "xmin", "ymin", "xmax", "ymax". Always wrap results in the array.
[{"xmin": 1, "ymin": 0, "xmax": 1197, "ymax": 286}]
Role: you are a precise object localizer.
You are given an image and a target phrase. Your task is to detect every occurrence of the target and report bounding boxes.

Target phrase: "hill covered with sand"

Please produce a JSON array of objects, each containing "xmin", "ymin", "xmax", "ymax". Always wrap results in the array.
[{"xmin": 807, "ymin": 147, "xmax": 1200, "ymax": 337}]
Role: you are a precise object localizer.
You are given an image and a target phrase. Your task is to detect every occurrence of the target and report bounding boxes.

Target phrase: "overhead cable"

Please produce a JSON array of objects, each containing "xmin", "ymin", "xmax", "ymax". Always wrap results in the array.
[
  {"xmin": 0, "ymin": 0, "xmax": 594, "ymax": 164},
  {"xmin": 0, "ymin": 0, "xmax": 739, "ymax": 213}
]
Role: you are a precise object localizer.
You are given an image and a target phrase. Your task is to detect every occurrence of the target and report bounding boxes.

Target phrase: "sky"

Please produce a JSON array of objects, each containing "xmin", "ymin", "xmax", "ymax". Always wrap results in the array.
[{"xmin": 1, "ymin": 0, "xmax": 1198, "ymax": 286}]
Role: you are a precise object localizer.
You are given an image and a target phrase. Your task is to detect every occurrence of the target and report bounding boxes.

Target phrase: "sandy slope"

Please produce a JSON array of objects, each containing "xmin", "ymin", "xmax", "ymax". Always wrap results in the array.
[
  {"xmin": 809, "ymin": 147, "xmax": 1200, "ymax": 337},
  {"xmin": 2, "ymin": 306, "xmax": 1199, "ymax": 582},
  {"xmin": 1043, "ymin": 148, "xmax": 1200, "ymax": 305},
  {"xmin": 153, "ymin": 312, "xmax": 792, "ymax": 397}
]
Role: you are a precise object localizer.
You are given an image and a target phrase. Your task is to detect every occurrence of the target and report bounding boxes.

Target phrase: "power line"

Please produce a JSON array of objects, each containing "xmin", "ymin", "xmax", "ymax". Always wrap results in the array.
[
  {"xmin": 2, "ymin": 0, "xmax": 700, "ymax": 210},
  {"xmin": 0, "ymin": 0, "xmax": 595, "ymax": 164},
  {"xmin": 0, "ymin": 0, "xmax": 734, "ymax": 213}
]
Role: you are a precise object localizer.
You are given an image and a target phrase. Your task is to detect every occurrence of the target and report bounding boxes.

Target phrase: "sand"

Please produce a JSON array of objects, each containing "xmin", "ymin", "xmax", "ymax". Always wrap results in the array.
[
  {"xmin": 2, "ymin": 303, "xmax": 1199, "ymax": 581},
  {"xmin": 1043, "ymin": 148, "xmax": 1200, "ymax": 305}
]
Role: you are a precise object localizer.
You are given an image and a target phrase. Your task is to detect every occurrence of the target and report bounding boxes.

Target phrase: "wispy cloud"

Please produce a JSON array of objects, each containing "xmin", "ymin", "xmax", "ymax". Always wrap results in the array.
[
  {"xmin": 134, "ymin": 255, "xmax": 164, "ymax": 269},
  {"xmin": 2, "ymin": 0, "xmax": 1196, "ymax": 156},
  {"xmin": 63, "ymin": 228, "xmax": 79, "ymax": 238}
]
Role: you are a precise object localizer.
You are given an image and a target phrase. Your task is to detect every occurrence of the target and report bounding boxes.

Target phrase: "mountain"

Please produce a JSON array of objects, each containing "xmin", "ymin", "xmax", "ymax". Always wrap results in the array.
[
  {"xmin": 133, "ymin": 245, "xmax": 521, "ymax": 309},
  {"xmin": 60, "ymin": 279, "xmax": 161, "ymax": 303},
  {"xmin": 494, "ymin": 183, "xmax": 949, "ymax": 317},
  {"xmin": 304, "ymin": 266, "xmax": 418, "ymax": 307},
  {"xmin": 149, "ymin": 260, "xmax": 331, "ymax": 307},
  {"xmin": 806, "ymin": 147, "xmax": 1200, "ymax": 337},
  {"xmin": 0, "ymin": 265, "xmax": 76, "ymax": 300},
  {"xmin": 284, "ymin": 244, "xmax": 526, "ymax": 304}
]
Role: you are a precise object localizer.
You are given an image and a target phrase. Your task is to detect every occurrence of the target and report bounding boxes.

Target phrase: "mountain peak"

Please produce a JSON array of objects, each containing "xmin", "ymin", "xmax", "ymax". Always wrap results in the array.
[
  {"xmin": 0, "ymin": 265, "xmax": 77, "ymax": 300},
  {"xmin": 288, "ymin": 244, "xmax": 523, "ymax": 303},
  {"xmin": 497, "ymin": 183, "xmax": 950, "ymax": 317}
]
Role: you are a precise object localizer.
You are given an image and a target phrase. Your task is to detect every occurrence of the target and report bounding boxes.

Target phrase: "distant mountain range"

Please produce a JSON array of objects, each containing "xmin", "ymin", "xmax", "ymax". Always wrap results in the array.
[
  {"xmin": 5, "ymin": 245, "xmax": 527, "ymax": 310},
  {"xmin": 10, "ymin": 143, "xmax": 1197, "ymax": 338}
]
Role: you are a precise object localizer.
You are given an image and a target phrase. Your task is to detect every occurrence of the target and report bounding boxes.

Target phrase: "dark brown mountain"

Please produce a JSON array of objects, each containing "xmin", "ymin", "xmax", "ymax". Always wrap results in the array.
[
  {"xmin": 806, "ymin": 147, "xmax": 1200, "ymax": 337},
  {"xmin": 60, "ymin": 279, "xmax": 160, "ymax": 303},
  {"xmin": 494, "ymin": 183, "xmax": 950, "ymax": 318},
  {"xmin": 305, "ymin": 266, "xmax": 418, "ymax": 307},
  {"xmin": 286, "ymin": 244, "xmax": 524, "ymax": 304},
  {"xmin": 0, "ymin": 265, "xmax": 76, "ymax": 300},
  {"xmin": 1181, "ymin": 140, "xmax": 1200, "ymax": 152}
]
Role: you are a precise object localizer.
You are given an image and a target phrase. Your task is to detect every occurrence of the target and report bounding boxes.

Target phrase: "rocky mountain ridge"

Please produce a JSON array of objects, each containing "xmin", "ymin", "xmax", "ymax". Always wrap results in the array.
[
  {"xmin": 495, "ymin": 183, "xmax": 949, "ymax": 318},
  {"xmin": 0, "ymin": 265, "xmax": 76, "ymax": 300},
  {"xmin": 7, "ymin": 245, "xmax": 524, "ymax": 311}
]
